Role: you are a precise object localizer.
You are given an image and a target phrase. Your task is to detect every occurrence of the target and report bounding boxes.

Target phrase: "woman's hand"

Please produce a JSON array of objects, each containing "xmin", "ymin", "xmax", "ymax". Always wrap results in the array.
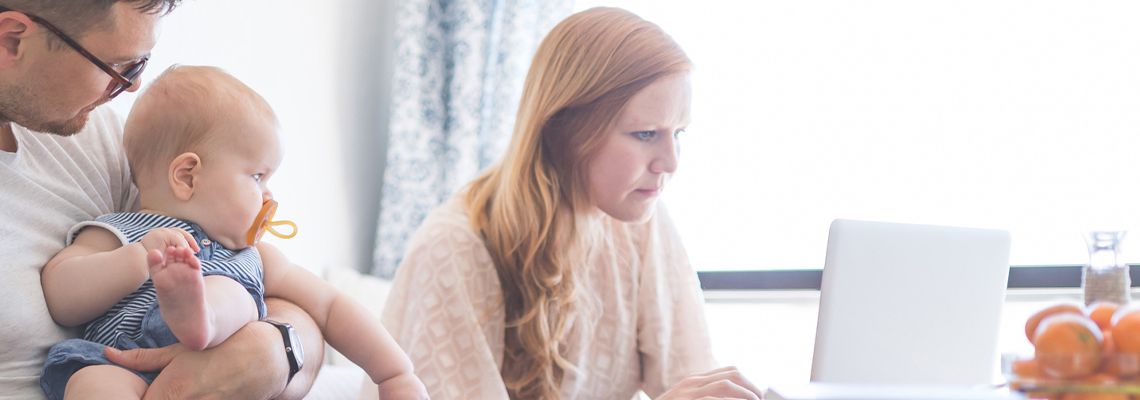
[{"xmin": 657, "ymin": 366, "xmax": 764, "ymax": 400}]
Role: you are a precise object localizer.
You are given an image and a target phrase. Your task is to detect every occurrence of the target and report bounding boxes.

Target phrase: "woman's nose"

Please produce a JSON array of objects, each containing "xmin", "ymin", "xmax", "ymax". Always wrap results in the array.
[{"xmin": 648, "ymin": 135, "xmax": 679, "ymax": 174}]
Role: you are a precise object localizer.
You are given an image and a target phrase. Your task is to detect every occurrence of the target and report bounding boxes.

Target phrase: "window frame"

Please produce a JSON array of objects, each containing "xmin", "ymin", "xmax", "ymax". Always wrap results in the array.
[{"xmin": 697, "ymin": 265, "xmax": 1132, "ymax": 290}]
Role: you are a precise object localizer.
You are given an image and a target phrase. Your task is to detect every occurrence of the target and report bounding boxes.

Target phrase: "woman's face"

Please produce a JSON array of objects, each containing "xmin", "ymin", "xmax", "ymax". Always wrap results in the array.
[{"xmin": 586, "ymin": 73, "xmax": 691, "ymax": 223}]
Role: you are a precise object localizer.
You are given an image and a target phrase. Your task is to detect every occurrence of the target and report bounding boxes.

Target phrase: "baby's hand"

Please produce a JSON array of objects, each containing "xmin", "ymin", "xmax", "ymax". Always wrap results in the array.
[
  {"xmin": 377, "ymin": 372, "xmax": 429, "ymax": 400},
  {"xmin": 139, "ymin": 227, "xmax": 200, "ymax": 257}
]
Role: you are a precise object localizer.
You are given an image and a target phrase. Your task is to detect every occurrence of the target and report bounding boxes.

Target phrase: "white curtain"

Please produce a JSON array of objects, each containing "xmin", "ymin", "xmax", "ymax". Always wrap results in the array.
[{"xmin": 372, "ymin": 0, "xmax": 573, "ymax": 277}]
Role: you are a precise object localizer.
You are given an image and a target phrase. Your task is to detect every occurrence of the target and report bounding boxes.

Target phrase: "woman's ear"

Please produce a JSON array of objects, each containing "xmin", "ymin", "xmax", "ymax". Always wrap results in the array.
[{"xmin": 168, "ymin": 152, "xmax": 201, "ymax": 201}]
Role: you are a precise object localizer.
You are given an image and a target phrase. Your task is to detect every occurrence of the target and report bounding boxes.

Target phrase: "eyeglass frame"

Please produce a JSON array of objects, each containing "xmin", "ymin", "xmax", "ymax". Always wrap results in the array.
[{"xmin": 0, "ymin": 6, "xmax": 148, "ymax": 99}]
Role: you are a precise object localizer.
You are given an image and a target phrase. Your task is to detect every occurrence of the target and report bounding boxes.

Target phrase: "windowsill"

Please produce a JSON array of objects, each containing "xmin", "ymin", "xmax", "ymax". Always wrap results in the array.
[
  {"xmin": 703, "ymin": 286, "xmax": 1091, "ymax": 302},
  {"xmin": 698, "ymin": 265, "xmax": 1140, "ymax": 291}
]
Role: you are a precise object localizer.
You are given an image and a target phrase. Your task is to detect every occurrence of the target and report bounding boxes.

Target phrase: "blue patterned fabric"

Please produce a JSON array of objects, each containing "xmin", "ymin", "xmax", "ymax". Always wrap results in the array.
[
  {"xmin": 40, "ymin": 212, "xmax": 267, "ymax": 398},
  {"xmin": 72, "ymin": 213, "xmax": 267, "ymax": 345},
  {"xmin": 372, "ymin": 0, "xmax": 572, "ymax": 278}
]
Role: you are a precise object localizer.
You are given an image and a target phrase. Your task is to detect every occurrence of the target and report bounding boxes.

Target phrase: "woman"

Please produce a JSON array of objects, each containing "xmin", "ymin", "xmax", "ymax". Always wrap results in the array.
[{"xmin": 381, "ymin": 7, "xmax": 762, "ymax": 400}]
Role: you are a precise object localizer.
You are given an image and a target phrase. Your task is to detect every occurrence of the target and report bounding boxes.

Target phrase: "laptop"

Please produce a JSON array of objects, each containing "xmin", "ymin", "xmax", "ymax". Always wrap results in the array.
[
  {"xmin": 765, "ymin": 383, "xmax": 1022, "ymax": 400},
  {"xmin": 809, "ymin": 219, "xmax": 1012, "ymax": 386}
]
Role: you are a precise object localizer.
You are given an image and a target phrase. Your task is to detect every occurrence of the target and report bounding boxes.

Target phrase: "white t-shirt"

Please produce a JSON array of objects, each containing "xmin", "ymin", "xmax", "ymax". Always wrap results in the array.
[{"xmin": 0, "ymin": 108, "xmax": 136, "ymax": 398}]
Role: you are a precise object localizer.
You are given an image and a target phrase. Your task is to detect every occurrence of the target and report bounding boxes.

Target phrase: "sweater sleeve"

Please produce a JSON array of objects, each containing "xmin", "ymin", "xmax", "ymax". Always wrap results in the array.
[
  {"xmin": 637, "ymin": 204, "xmax": 718, "ymax": 397},
  {"xmin": 381, "ymin": 204, "xmax": 510, "ymax": 400}
]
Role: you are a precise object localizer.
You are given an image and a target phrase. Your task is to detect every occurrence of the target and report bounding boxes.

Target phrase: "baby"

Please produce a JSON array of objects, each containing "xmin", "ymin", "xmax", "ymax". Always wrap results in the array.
[{"xmin": 38, "ymin": 65, "xmax": 427, "ymax": 400}]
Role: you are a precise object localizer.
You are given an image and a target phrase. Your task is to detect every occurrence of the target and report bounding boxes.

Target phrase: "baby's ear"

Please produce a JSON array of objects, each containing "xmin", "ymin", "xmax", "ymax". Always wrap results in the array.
[{"xmin": 169, "ymin": 152, "xmax": 201, "ymax": 201}]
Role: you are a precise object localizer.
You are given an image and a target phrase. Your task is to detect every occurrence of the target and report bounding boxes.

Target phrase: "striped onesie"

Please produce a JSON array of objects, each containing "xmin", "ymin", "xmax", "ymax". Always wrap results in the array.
[{"xmin": 40, "ymin": 212, "xmax": 267, "ymax": 399}]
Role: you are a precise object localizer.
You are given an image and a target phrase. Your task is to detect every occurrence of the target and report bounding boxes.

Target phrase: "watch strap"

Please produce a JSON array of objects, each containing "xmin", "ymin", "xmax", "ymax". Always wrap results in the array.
[{"xmin": 262, "ymin": 319, "xmax": 301, "ymax": 383}]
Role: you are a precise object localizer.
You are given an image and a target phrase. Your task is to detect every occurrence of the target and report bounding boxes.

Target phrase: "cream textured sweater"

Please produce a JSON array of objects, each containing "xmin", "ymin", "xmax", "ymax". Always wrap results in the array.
[{"xmin": 383, "ymin": 197, "xmax": 715, "ymax": 400}]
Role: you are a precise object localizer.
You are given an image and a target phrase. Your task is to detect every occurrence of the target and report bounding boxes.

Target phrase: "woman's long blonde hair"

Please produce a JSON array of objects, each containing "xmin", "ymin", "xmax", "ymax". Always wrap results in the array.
[{"xmin": 464, "ymin": 7, "xmax": 691, "ymax": 399}]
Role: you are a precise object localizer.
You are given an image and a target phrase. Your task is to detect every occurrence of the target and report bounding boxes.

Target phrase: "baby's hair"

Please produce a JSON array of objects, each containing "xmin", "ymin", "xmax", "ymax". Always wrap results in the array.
[{"xmin": 123, "ymin": 65, "xmax": 276, "ymax": 185}]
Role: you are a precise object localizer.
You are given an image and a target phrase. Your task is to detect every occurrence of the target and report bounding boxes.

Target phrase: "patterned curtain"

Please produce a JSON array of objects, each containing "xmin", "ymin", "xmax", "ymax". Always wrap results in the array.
[{"xmin": 372, "ymin": 0, "xmax": 573, "ymax": 278}]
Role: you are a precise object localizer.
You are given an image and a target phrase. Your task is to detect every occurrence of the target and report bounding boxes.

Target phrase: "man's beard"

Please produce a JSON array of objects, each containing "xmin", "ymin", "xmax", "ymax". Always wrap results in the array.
[
  {"xmin": 28, "ymin": 114, "xmax": 89, "ymax": 136},
  {"xmin": 0, "ymin": 84, "xmax": 92, "ymax": 137}
]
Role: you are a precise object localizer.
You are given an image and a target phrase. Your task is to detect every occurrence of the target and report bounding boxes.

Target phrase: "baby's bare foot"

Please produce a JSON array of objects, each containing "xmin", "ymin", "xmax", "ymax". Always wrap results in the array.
[{"xmin": 149, "ymin": 246, "xmax": 210, "ymax": 350}]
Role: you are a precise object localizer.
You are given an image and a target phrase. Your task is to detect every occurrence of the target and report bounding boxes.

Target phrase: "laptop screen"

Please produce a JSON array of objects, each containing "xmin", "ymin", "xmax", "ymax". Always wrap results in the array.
[{"xmin": 810, "ymin": 219, "xmax": 1011, "ymax": 385}]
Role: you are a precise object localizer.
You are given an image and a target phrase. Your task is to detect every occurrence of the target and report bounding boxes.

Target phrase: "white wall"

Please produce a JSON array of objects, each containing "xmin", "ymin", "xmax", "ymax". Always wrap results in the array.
[
  {"xmin": 573, "ymin": 0, "xmax": 1140, "ymax": 271},
  {"xmin": 107, "ymin": 0, "xmax": 396, "ymax": 275}
]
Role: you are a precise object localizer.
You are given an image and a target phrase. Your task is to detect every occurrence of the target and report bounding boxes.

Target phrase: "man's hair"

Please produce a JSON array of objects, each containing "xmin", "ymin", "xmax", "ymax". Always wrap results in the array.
[{"xmin": 0, "ymin": 0, "xmax": 180, "ymax": 39}]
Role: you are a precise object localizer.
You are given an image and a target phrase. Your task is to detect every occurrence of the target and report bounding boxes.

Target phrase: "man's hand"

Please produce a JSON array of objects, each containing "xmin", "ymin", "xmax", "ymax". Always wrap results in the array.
[
  {"xmin": 104, "ymin": 298, "xmax": 324, "ymax": 400},
  {"xmin": 656, "ymin": 366, "xmax": 764, "ymax": 400}
]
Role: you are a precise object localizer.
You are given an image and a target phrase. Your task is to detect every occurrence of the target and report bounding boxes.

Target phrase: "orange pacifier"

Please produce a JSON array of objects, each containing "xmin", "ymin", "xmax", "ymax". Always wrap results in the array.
[{"xmin": 245, "ymin": 199, "xmax": 298, "ymax": 246}]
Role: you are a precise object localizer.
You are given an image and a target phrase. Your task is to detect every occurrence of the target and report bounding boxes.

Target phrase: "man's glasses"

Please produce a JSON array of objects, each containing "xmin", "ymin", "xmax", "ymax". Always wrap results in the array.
[{"xmin": 0, "ymin": 6, "xmax": 147, "ymax": 99}]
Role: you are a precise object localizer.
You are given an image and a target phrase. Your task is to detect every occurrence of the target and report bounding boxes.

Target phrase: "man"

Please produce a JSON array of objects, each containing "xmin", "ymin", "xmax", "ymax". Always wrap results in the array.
[{"xmin": 0, "ymin": 1, "xmax": 323, "ymax": 398}]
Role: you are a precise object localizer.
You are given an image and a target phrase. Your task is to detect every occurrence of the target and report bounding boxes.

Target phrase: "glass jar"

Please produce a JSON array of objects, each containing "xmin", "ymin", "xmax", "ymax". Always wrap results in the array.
[{"xmin": 1083, "ymin": 231, "xmax": 1131, "ymax": 306}]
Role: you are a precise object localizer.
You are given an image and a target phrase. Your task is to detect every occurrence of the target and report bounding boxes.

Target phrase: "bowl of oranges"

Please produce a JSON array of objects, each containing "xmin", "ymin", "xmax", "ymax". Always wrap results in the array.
[{"xmin": 1005, "ymin": 301, "xmax": 1140, "ymax": 399}]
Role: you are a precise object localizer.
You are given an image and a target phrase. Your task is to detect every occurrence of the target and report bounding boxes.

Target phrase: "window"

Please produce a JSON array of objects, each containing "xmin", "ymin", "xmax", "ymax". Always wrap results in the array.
[{"xmin": 576, "ymin": 0, "xmax": 1140, "ymax": 271}]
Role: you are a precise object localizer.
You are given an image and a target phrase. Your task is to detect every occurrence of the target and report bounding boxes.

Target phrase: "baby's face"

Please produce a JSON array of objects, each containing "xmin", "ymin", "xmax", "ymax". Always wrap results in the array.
[{"xmin": 190, "ymin": 113, "xmax": 282, "ymax": 249}]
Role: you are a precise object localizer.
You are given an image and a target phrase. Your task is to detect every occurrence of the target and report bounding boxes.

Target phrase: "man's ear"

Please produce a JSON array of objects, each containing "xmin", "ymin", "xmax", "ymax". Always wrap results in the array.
[
  {"xmin": 0, "ymin": 12, "xmax": 33, "ymax": 69},
  {"xmin": 169, "ymin": 152, "xmax": 201, "ymax": 201}
]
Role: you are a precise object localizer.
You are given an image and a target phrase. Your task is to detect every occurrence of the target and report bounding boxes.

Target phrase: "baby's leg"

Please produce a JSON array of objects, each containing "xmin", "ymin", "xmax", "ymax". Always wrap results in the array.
[
  {"xmin": 63, "ymin": 365, "xmax": 146, "ymax": 400},
  {"xmin": 150, "ymin": 246, "xmax": 256, "ymax": 350}
]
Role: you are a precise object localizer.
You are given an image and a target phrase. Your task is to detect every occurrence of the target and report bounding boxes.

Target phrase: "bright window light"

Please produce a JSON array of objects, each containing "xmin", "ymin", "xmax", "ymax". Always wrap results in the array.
[{"xmin": 574, "ymin": 0, "xmax": 1140, "ymax": 270}]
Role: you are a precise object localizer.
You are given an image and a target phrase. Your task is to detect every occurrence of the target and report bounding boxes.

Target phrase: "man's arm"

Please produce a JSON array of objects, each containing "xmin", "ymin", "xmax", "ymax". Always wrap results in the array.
[
  {"xmin": 105, "ymin": 298, "xmax": 325, "ymax": 400},
  {"xmin": 267, "ymin": 298, "xmax": 325, "ymax": 400}
]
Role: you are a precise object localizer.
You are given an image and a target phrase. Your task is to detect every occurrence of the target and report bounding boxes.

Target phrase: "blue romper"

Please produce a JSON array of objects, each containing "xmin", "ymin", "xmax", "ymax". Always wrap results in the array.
[{"xmin": 40, "ymin": 213, "xmax": 267, "ymax": 399}]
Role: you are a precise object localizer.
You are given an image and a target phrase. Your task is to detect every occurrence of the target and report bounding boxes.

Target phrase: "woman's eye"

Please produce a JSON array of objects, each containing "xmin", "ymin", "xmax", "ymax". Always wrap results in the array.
[
  {"xmin": 252, "ymin": 173, "xmax": 264, "ymax": 182},
  {"xmin": 633, "ymin": 130, "xmax": 657, "ymax": 141}
]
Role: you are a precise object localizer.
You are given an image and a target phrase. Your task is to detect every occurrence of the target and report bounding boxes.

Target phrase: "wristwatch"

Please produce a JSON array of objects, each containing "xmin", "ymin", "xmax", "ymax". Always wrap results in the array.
[{"xmin": 263, "ymin": 319, "xmax": 304, "ymax": 384}]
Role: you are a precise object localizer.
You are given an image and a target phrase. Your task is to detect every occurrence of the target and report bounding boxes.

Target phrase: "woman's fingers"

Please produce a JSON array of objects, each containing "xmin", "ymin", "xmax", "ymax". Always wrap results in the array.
[
  {"xmin": 696, "ymin": 378, "xmax": 759, "ymax": 400},
  {"xmin": 664, "ymin": 366, "xmax": 764, "ymax": 400},
  {"xmin": 703, "ymin": 368, "xmax": 763, "ymax": 398},
  {"xmin": 684, "ymin": 367, "xmax": 762, "ymax": 394}
]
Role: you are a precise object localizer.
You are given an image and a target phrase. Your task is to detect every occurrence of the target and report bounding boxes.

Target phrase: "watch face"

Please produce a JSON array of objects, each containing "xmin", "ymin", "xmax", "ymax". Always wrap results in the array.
[{"xmin": 288, "ymin": 329, "xmax": 304, "ymax": 370}]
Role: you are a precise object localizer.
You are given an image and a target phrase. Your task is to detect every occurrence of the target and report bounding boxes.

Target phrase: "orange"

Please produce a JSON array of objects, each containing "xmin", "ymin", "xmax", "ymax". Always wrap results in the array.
[
  {"xmin": 1035, "ymin": 314, "xmax": 1103, "ymax": 379},
  {"xmin": 1058, "ymin": 373, "xmax": 1128, "ymax": 399},
  {"xmin": 1059, "ymin": 391, "xmax": 1129, "ymax": 399},
  {"xmin": 1110, "ymin": 309, "xmax": 1140, "ymax": 354},
  {"xmin": 1088, "ymin": 302, "xmax": 1121, "ymax": 331},
  {"xmin": 1108, "ymin": 309, "xmax": 1140, "ymax": 381},
  {"xmin": 1028, "ymin": 303, "xmax": 1085, "ymax": 344},
  {"xmin": 1013, "ymin": 358, "xmax": 1043, "ymax": 378},
  {"xmin": 1010, "ymin": 358, "xmax": 1042, "ymax": 392},
  {"xmin": 1101, "ymin": 330, "xmax": 1140, "ymax": 378},
  {"xmin": 1104, "ymin": 330, "xmax": 1116, "ymax": 354},
  {"xmin": 1058, "ymin": 394, "xmax": 1128, "ymax": 400}
]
